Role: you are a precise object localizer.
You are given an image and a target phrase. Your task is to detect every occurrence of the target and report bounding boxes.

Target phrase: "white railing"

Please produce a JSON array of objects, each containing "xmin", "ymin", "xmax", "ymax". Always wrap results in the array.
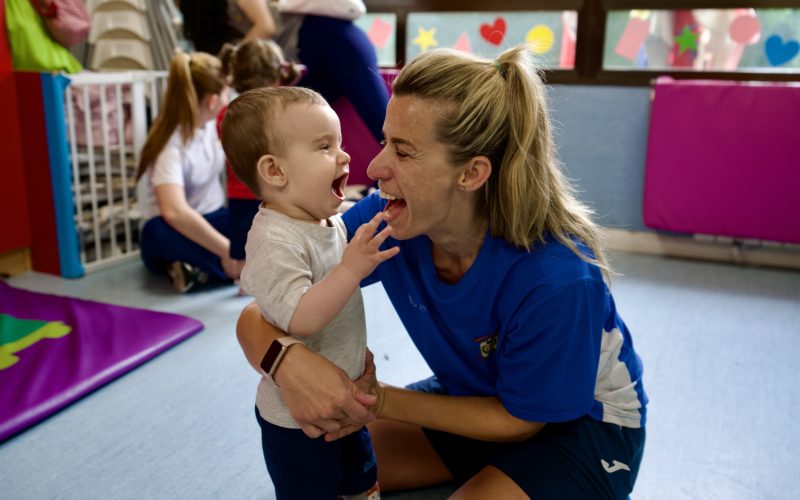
[{"xmin": 64, "ymin": 71, "xmax": 168, "ymax": 273}]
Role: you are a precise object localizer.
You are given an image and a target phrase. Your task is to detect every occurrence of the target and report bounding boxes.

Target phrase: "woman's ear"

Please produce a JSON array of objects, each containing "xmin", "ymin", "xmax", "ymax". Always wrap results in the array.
[
  {"xmin": 257, "ymin": 154, "xmax": 287, "ymax": 188},
  {"xmin": 458, "ymin": 156, "xmax": 492, "ymax": 192}
]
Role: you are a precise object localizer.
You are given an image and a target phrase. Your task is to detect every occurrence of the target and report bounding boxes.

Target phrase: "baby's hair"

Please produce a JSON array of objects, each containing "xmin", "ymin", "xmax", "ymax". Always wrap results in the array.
[
  {"xmin": 137, "ymin": 51, "xmax": 226, "ymax": 180},
  {"xmin": 218, "ymin": 39, "xmax": 300, "ymax": 94},
  {"xmin": 221, "ymin": 87, "xmax": 326, "ymax": 196}
]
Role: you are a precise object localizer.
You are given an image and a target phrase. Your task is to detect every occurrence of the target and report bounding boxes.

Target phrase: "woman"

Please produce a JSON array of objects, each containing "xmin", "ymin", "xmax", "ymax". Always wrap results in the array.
[
  {"xmin": 136, "ymin": 52, "xmax": 243, "ymax": 292},
  {"xmin": 180, "ymin": 0, "xmax": 388, "ymax": 145},
  {"xmin": 237, "ymin": 45, "xmax": 647, "ymax": 498}
]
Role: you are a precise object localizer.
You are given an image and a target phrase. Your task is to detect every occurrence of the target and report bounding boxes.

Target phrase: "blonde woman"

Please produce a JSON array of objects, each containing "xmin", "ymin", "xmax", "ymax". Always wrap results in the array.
[
  {"xmin": 237, "ymin": 45, "xmax": 648, "ymax": 498},
  {"xmin": 136, "ymin": 52, "xmax": 242, "ymax": 292}
]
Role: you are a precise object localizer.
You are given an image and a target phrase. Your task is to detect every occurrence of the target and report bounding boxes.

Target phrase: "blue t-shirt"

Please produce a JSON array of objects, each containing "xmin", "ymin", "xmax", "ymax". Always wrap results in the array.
[{"xmin": 343, "ymin": 193, "xmax": 648, "ymax": 428}]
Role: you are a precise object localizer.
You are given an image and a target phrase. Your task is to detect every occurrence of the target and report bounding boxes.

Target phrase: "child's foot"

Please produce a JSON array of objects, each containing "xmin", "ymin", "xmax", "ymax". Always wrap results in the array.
[{"xmin": 167, "ymin": 261, "xmax": 208, "ymax": 293}]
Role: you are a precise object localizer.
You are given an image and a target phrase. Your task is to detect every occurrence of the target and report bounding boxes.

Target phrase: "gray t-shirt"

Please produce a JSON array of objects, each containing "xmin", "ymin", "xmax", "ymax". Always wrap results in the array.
[{"xmin": 242, "ymin": 207, "xmax": 366, "ymax": 429}]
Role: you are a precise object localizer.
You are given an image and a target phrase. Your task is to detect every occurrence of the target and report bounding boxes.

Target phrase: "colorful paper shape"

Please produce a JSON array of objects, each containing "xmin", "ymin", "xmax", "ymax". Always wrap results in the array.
[
  {"xmin": 764, "ymin": 35, "xmax": 799, "ymax": 66},
  {"xmin": 0, "ymin": 281, "xmax": 204, "ymax": 441},
  {"xmin": 615, "ymin": 18, "xmax": 651, "ymax": 61},
  {"xmin": 728, "ymin": 14, "xmax": 761, "ymax": 45},
  {"xmin": 413, "ymin": 26, "xmax": 438, "ymax": 52},
  {"xmin": 526, "ymin": 25, "xmax": 555, "ymax": 55},
  {"xmin": 454, "ymin": 32, "xmax": 472, "ymax": 54},
  {"xmin": 674, "ymin": 26, "xmax": 699, "ymax": 55},
  {"xmin": 480, "ymin": 17, "xmax": 506, "ymax": 46},
  {"xmin": 367, "ymin": 17, "xmax": 393, "ymax": 50}
]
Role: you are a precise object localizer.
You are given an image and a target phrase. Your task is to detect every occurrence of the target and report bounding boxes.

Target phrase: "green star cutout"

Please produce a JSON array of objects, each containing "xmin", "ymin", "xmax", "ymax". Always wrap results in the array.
[{"xmin": 674, "ymin": 26, "xmax": 698, "ymax": 55}]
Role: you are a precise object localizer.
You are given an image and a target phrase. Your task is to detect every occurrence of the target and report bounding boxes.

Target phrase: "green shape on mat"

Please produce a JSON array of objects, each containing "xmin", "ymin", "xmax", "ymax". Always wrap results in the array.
[{"xmin": 0, "ymin": 313, "xmax": 72, "ymax": 370}]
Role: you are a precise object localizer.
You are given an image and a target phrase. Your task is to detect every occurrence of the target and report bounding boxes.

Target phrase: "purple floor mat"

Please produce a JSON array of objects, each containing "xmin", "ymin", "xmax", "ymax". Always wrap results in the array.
[{"xmin": 0, "ymin": 281, "xmax": 203, "ymax": 441}]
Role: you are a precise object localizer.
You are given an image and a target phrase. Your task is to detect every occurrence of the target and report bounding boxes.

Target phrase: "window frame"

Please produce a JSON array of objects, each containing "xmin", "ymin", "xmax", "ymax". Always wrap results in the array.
[{"xmin": 364, "ymin": 0, "xmax": 800, "ymax": 85}]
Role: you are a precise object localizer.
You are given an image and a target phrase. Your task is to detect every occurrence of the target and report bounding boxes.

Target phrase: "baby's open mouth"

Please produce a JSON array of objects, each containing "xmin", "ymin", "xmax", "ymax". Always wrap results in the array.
[{"xmin": 331, "ymin": 173, "xmax": 348, "ymax": 199}]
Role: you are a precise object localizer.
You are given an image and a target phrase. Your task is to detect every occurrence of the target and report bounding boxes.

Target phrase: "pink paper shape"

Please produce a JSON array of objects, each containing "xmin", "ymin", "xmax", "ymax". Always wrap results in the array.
[
  {"xmin": 729, "ymin": 14, "xmax": 761, "ymax": 45},
  {"xmin": 643, "ymin": 78, "xmax": 800, "ymax": 244},
  {"xmin": 614, "ymin": 18, "xmax": 650, "ymax": 61},
  {"xmin": 454, "ymin": 32, "xmax": 472, "ymax": 53},
  {"xmin": 367, "ymin": 17, "xmax": 393, "ymax": 49}
]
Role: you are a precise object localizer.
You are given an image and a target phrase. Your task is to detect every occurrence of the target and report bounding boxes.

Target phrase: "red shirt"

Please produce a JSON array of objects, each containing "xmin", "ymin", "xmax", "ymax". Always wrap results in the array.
[{"xmin": 217, "ymin": 104, "xmax": 258, "ymax": 200}]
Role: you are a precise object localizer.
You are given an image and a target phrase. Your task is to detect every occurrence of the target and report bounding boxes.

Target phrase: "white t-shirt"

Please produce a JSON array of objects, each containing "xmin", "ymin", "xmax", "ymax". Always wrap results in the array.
[
  {"xmin": 139, "ymin": 120, "xmax": 226, "ymax": 221},
  {"xmin": 243, "ymin": 207, "xmax": 367, "ymax": 429}
]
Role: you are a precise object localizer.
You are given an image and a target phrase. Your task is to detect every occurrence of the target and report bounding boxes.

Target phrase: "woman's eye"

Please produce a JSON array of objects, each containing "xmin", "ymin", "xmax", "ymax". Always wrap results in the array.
[{"xmin": 396, "ymin": 149, "xmax": 409, "ymax": 158}]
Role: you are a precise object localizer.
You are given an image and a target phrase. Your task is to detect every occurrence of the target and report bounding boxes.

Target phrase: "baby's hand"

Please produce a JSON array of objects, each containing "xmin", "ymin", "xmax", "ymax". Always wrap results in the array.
[{"xmin": 341, "ymin": 212, "xmax": 400, "ymax": 279}]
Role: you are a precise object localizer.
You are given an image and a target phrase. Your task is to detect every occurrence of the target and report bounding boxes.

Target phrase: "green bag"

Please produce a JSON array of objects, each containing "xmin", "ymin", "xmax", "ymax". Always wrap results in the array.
[{"xmin": 5, "ymin": 0, "xmax": 82, "ymax": 73}]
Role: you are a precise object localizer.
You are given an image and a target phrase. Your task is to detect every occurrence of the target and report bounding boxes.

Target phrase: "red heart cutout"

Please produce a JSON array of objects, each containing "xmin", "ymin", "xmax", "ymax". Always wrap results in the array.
[{"xmin": 480, "ymin": 17, "xmax": 506, "ymax": 46}]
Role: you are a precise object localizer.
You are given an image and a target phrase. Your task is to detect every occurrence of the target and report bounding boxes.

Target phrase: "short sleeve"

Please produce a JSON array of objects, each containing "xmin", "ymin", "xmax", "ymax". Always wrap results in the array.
[
  {"xmin": 242, "ymin": 239, "xmax": 313, "ymax": 332},
  {"xmin": 150, "ymin": 141, "xmax": 183, "ymax": 187},
  {"xmin": 496, "ymin": 279, "xmax": 606, "ymax": 423}
]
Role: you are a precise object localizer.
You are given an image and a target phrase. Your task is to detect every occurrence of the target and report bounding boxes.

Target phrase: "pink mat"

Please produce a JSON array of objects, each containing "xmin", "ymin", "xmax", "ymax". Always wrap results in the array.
[{"xmin": 643, "ymin": 78, "xmax": 800, "ymax": 244}]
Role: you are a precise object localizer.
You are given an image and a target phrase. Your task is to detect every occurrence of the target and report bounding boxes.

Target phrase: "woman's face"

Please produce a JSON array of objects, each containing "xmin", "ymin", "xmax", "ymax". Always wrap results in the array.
[{"xmin": 367, "ymin": 95, "xmax": 464, "ymax": 241}]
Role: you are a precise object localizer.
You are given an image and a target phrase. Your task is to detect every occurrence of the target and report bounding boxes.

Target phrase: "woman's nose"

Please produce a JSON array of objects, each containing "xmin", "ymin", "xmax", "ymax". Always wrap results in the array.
[{"xmin": 367, "ymin": 147, "xmax": 388, "ymax": 180}]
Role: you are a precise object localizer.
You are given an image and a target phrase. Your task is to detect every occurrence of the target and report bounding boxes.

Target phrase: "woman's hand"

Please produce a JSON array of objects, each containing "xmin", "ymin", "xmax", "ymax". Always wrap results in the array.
[
  {"xmin": 275, "ymin": 346, "xmax": 377, "ymax": 438},
  {"xmin": 324, "ymin": 349, "xmax": 384, "ymax": 441},
  {"xmin": 236, "ymin": 303, "xmax": 377, "ymax": 438}
]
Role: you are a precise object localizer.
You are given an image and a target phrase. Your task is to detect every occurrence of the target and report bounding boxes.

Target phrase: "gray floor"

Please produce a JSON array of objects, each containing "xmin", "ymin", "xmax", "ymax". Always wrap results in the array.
[{"xmin": 1, "ymin": 252, "xmax": 799, "ymax": 499}]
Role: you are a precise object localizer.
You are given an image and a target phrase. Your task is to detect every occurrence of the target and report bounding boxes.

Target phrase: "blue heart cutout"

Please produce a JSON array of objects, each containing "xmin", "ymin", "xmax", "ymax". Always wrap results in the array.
[{"xmin": 764, "ymin": 35, "xmax": 799, "ymax": 66}]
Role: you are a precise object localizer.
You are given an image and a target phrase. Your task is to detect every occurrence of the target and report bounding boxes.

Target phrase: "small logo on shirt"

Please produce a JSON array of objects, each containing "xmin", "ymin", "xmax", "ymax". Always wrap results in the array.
[
  {"xmin": 473, "ymin": 332, "xmax": 498, "ymax": 359},
  {"xmin": 408, "ymin": 295, "xmax": 427, "ymax": 312},
  {"xmin": 601, "ymin": 459, "xmax": 630, "ymax": 474}
]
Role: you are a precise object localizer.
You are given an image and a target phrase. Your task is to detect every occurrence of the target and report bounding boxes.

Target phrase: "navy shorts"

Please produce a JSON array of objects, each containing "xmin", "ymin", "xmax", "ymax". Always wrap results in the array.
[
  {"xmin": 255, "ymin": 407, "xmax": 377, "ymax": 499},
  {"xmin": 227, "ymin": 198, "xmax": 260, "ymax": 260},
  {"xmin": 408, "ymin": 377, "xmax": 646, "ymax": 500}
]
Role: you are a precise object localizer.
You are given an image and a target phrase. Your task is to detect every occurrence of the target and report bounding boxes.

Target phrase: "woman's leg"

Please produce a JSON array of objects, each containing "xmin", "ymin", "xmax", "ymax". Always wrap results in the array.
[
  {"xmin": 296, "ymin": 15, "xmax": 389, "ymax": 143},
  {"xmin": 367, "ymin": 420, "xmax": 453, "ymax": 492},
  {"xmin": 140, "ymin": 208, "xmax": 231, "ymax": 282}
]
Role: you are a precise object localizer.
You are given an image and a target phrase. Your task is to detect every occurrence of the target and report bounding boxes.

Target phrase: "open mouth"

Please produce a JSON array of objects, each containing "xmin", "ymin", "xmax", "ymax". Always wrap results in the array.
[
  {"xmin": 379, "ymin": 190, "xmax": 407, "ymax": 220},
  {"xmin": 331, "ymin": 173, "xmax": 348, "ymax": 200}
]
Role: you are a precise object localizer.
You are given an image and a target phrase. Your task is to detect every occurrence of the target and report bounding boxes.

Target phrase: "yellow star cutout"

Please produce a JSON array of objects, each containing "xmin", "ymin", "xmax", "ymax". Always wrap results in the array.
[{"xmin": 413, "ymin": 27, "xmax": 438, "ymax": 52}]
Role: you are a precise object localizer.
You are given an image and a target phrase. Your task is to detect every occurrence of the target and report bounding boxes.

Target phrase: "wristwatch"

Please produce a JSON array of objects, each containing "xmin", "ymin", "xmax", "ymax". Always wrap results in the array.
[{"xmin": 260, "ymin": 336, "xmax": 304, "ymax": 381}]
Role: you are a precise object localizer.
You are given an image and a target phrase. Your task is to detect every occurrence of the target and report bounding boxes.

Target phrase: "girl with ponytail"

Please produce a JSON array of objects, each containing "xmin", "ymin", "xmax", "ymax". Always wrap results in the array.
[
  {"xmin": 137, "ymin": 52, "xmax": 242, "ymax": 292},
  {"xmin": 216, "ymin": 39, "xmax": 301, "ymax": 266}
]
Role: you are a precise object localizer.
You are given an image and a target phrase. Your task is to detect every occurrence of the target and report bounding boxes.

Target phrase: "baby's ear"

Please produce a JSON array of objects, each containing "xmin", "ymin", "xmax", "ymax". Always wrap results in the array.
[{"xmin": 257, "ymin": 154, "xmax": 287, "ymax": 187}]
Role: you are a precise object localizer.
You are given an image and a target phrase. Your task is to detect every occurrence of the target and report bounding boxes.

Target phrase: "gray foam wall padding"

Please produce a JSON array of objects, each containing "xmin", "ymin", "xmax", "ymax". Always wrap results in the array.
[{"xmin": 548, "ymin": 85, "xmax": 652, "ymax": 232}]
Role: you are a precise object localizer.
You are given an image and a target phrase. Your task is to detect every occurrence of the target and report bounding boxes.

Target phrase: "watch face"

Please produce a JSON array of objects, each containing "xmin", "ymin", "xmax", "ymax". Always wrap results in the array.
[{"xmin": 260, "ymin": 340, "xmax": 284, "ymax": 376}]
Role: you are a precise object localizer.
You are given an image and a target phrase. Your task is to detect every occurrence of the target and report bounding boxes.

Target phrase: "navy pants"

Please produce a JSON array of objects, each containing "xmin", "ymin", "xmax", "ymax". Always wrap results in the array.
[
  {"xmin": 256, "ymin": 407, "xmax": 378, "ymax": 499},
  {"xmin": 140, "ymin": 208, "xmax": 232, "ymax": 283},
  {"xmin": 297, "ymin": 15, "xmax": 389, "ymax": 143},
  {"xmin": 409, "ymin": 377, "xmax": 646, "ymax": 499},
  {"xmin": 227, "ymin": 198, "xmax": 260, "ymax": 260}
]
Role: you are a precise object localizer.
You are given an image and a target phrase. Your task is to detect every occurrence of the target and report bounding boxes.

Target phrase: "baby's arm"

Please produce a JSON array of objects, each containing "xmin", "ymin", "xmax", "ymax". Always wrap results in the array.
[{"xmin": 288, "ymin": 212, "xmax": 399, "ymax": 337}]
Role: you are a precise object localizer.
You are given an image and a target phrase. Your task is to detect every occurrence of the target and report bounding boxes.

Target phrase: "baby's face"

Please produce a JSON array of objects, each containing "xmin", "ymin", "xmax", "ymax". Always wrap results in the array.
[{"xmin": 276, "ymin": 103, "xmax": 351, "ymax": 222}]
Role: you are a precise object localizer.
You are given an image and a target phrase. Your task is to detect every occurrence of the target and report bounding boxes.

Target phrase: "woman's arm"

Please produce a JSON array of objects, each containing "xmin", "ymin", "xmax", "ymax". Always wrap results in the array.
[
  {"xmin": 237, "ymin": 302, "xmax": 377, "ymax": 437},
  {"xmin": 237, "ymin": 0, "xmax": 276, "ymax": 40},
  {"xmin": 373, "ymin": 386, "xmax": 544, "ymax": 443},
  {"xmin": 155, "ymin": 184, "xmax": 241, "ymax": 278}
]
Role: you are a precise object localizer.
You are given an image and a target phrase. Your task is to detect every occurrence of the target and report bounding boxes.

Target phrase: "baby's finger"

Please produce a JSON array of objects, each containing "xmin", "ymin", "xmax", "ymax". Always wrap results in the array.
[
  {"xmin": 377, "ymin": 247, "xmax": 400, "ymax": 262},
  {"xmin": 369, "ymin": 225, "xmax": 394, "ymax": 247}
]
